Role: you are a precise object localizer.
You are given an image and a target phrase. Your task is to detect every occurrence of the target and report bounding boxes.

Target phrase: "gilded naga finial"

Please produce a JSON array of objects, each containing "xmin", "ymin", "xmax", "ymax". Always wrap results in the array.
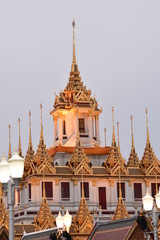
[
  {"xmin": 130, "ymin": 115, "xmax": 135, "ymax": 149},
  {"xmin": 145, "ymin": 108, "xmax": 150, "ymax": 145},
  {"xmin": 8, "ymin": 124, "xmax": 11, "ymax": 159},
  {"xmin": 18, "ymin": 118, "xmax": 23, "ymax": 157}
]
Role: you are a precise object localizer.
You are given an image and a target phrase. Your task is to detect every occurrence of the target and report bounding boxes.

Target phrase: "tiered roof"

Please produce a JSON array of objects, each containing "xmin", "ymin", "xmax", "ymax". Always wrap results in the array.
[
  {"xmin": 33, "ymin": 181, "xmax": 56, "ymax": 231},
  {"xmin": 52, "ymin": 21, "xmax": 99, "ymax": 112},
  {"xmin": 140, "ymin": 109, "xmax": 160, "ymax": 175},
  {"xmin": 127, "ymin": 115, "xmax": 139, "ymax": 167},
  {"xmin": 72, "ymin": 177, "xmax": 93, "ymax": 234},
  {"xmin": 68, "ymin": 131, "xmax": 93, "ymax": 174},
  {"xmin": 104, "ymin": 107, "xmax": 128, "ymax": 175}
]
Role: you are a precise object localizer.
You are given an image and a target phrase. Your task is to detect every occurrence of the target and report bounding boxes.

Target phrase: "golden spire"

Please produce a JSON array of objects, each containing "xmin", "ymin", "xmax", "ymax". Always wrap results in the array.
[
  {"xmin": 8, "ymin": 124, "xmax": 11, "ymax": 159},
  {"xmin": 127, "ymin": 115, "xmax": 139, "ymax": 167},
  {"xmin": 131, "ymin": 115, "xmax": 135, "ymax": 149},
  {"xmin": 72, "ymin": 20, "xmax": 76, "ymax": 64},
  {"xmin": 112, "ymin": 107, "xmax": 116, "ymax": 146},
  {"xmin": 29, "ymin": 111, "xmax": 32, "ymax": 146},
  {"xmin": 117, "ymin": 122, "xmax": 120, "ymax": 150},
  {"xmin": 112, "ymin": 168, "xmax": 129, "ymax": 220},
  {"xmin": 145, "ymin": 108, "xmax": 150, "ymax": 146},
  {"xmin": 42, "ymin": 165, "xmax": 46, "ymax": 199},
  {"xmin": 18, "ymin": 118, "xmax": 23, "ymax": 157},
  {"xmin": 40, "ymin": 103, "xmax": 44, "ymax": 141}
]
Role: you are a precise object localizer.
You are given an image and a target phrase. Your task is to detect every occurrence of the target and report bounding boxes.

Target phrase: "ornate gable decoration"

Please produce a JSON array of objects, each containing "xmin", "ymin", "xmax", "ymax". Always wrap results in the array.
[
  {"xmin": 72, "ymin": 182, "xmax": 93, "ymax": 234},
  {"xmin": 68, "ymin": 134, "xmax": 93, "ymax": 175}
]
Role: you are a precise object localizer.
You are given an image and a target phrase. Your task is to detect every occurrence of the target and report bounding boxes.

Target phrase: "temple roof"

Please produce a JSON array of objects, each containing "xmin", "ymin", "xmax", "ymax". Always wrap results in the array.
[
  {"xmin": 33, "ymin": 182, "xmax": 56, "ymax": 231},
  {"xmin": 127, "ymin": 115, "xmax": 139, "ymax": 167},
  {"xmin": 72, "ymin": 178, "xmax": 93, "ymax": 234},
  {"xmin": 68, "ymin": 132, "xmax": 93, "ymax": 174},
  {"xmin": 51, "ymin": 21, "xmax": 100, "ymax": 113}
]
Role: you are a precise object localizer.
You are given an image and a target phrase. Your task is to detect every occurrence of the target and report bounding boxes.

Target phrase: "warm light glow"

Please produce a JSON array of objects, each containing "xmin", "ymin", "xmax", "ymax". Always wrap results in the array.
[
  {"xmin": 142, "ymin": 189, "xmax": 153, "ymax": 211},
  {"xmin": 8, "ymin": 149, "xmax": 24, "ymax": 179},
  {"xmin": 56, "ymin": 211, "xmax": 63, "ymax": 229},
  {"xmin": 0, "ymin": 154, "xmax": 10, "ymax": 183},
  {"xmin": 155, "ymin": 188, "xmax": 160, "ymax": 209},
  {"xmin": 63, "ymin": 209, "xmax": 72, "ymax": 232}
]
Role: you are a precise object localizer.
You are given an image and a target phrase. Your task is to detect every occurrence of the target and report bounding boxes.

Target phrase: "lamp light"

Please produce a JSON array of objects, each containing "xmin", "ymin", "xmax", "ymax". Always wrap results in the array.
[
  {"xmin": 63, "ymin": 209, "xmax": 72, "ymax": 233},
  {"xmin": 0, "ymin": 154, "xmax": 10, "ymax": 183},
  {"xmin": 56, "ymin": 211, "xmax": 64, "ymax": 229},
  {"xmin": 155, "ymin": 188, "xmax": 160, "ymax": 209},
  {"xmin": 8, "ymin": 148, "xmax": 24, "ymax": 179},
  {"xmin": 142, "ymin": 189, "xmax": 153, "ymax": 211}
]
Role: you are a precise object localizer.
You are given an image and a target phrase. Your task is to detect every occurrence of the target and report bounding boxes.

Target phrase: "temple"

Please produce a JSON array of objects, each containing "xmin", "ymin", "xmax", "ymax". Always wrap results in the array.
[{"xmin": 1, "ymin": 21, "xmax": 160, "ymax": 240}]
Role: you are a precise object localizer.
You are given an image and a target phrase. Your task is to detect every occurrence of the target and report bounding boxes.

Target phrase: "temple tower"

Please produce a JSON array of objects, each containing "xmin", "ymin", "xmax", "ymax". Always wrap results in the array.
[{"xmin": 50, "ymin": 21, "xmax": 102, "ymax": 148}]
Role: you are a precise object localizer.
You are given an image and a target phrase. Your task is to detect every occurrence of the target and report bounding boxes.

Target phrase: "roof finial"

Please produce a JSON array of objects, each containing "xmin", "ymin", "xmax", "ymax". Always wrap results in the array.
[
  {"xmin": 117, "ymin": 122, "xmax": 120, "ymax": 150},
  {"xmin": 118, "ymin": 168, "xmax": 122, "ymax": 199},
  {"xmin": 72, "ymin": 19, "xmax": 76, "ymax": 64},
  {"xmin": 112, "ymin": 107, "xmax": 116, "ymax": 146},
  {"xmin": 145, "ymin": 108, "xmax": 150, "ymax": 145},
  {"xmin": 29, "ymin": 111, "xmax": 32, "ymax": 146},
  {"xmin": 81, "ymin": 168, "xmax": 84, "ymax": 198},
  {"xmin": 40, "ymin": 103, "xmax": 43, "ymax": 140},
  {"xmin": 18, "ymin": 118, "xmax": 23, "ymax": 157},
  {"xmin": 130, "ymin": 115, "xmax": 135, "ymax": 149},
  {"xmin": 8, "ymin": 124, "xmax": 11, "ymax": 159}
]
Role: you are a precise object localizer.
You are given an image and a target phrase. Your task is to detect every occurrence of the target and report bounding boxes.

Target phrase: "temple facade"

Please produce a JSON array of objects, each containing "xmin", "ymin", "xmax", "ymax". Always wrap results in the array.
[{"xmin": 1, "ymin": 21, "xmax": 160, "ymax": 239}]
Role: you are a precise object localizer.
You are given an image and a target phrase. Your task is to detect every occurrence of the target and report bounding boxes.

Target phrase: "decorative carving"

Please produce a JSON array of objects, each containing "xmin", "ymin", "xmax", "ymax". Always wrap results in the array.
[{"xmin": 0, "ymin": 183, "xmax": 9, "ymax": 231}]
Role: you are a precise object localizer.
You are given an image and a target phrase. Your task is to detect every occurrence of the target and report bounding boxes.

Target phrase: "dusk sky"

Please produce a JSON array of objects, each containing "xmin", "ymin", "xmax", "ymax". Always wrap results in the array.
[{"xmin": 0, "ymin": 1, "xmax": 160, "ymax": 161}]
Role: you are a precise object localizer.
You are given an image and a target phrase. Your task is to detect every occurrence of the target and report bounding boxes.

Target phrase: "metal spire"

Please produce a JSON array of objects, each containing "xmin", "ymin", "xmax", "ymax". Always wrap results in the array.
[
  {"xmin": 145, "ymin": 108, "xmax": 150, "ymax": 145},
  {"xmin": 8, "ymin": 124, "xmax": 11, "ymax": 159},
  {"xmin": 117, "ymin": 122, "xmax": 120, "ymax": 150},
  {"xmin": 112, "ymin": 107, "xmax": 116, "ymax": 146},
  {"xmin": 29, "ymin": 111, "xmax": 32, "ymax": 146},
  {"xmin": 130, "ymin": 115, "xmax": 135, "ymax": 149},
  {"xmin": 40, "ymin": 103, "xmax": 44, "ymax": 141},
  {"xmin": 18, "ymin": 118, "xmax": 22, "ymax": 157},
  {"xmin": 72, "ymin": 20, "xmax": 76, "ymax": 64}
]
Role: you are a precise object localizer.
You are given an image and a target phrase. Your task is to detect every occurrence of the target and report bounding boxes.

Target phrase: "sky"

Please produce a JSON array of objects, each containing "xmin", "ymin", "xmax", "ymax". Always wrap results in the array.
[{"xmin": 0, "ymin": 0, "xmax": 160, "ymax": 161}]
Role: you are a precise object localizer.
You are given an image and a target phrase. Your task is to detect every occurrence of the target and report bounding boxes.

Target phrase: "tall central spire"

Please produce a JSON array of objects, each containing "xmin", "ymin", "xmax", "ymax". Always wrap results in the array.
[{"xmin": 72, "ymin": 20, "xmax": 76, "ymax": 64}]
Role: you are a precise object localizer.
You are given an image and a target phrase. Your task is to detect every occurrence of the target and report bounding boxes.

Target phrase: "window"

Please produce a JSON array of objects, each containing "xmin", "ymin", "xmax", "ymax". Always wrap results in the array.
[
  {"xmin": 79, "ymin": 118, "xmax": 85, "ymax": 133},
  {"xmin": 80, "ymin": 182, "xmax": 89, "ymax": 199},
  {"xmin": 151, "ymin": 183, "xmax": 160, "ymax": 197},
  {"xmin": 28, "ymin": 183, "xmax": 31, "ymax": 201},
  {"xmin": 15, "ymin": 188, "xmax": 20, "ymax": 205},
  {"xmin": 134, "ymin": 183, "xmax": 142, "ymax": 201},
  {"xmin": 117, "ymin": 183, "xmax": 125, "ymax": 199},
  {"xmin": 42, "ymin": 182, "xmax": 53, "ymax": 200},
  {"xmin": 62, "ymin": 120, "xmax": 66, "ymax": 135},
  {"xmin": 61, "ymin": 182, "xmax": 70, "ymax": 201}
]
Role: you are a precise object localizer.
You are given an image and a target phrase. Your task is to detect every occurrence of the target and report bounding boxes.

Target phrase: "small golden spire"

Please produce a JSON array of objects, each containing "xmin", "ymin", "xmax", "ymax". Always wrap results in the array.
[
  {"xmin": 40, "ymin": 103, "xmax": 44, "ymax": 140},
  {"xmin": 72, "ymin": 19, "xmax": 76, "ymax": 64},
  {"xmin": 130, "ymin": 115, "xmax": 135, "ymax": 149},
  {"xmin": 118, "ymin": 168, "xmax": 122, "ymax": 198},
  {"xmin": 145, "ymin": 108, "xmax": 150, "ymax": 145},
  {"xmin": 117, "ymin": 122, "xmax": 120, "ymax": 150},
  {"xmin": 29, "ymin": 111, "xmax": 32, "ymax": 146},
  {"xmin": 42, "ymin": 165, "xmax": 46, "ymax": 199},
  {"xmin": 8, "ymin": 124, "xmax": 11, "ymax": 159},
  {"xmin": 18, "ymin": 118, "xmax": 23, "ymax": 157},
  {"xmin": 81, "ymin": 168, "xmax": 84, "ymax": 198},
  {"xmin": 112, "ymin": 107, "xmax": 116, "ymax": 146},
  {"xmin": 104, "ymin": 128, "xmax": 106, "ymax": 147}
]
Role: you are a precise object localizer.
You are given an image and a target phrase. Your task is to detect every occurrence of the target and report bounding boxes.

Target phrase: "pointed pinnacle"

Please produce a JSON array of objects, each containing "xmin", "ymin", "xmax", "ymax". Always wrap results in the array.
[
  {"xmin": 40, "ymin": 103, "xmax": 44, "ymax": 140},
  {"xmin": 8, "ymin": 124, "xmax": 11, "ymax": 159},
  {"xmin": 130, "ymin": 115, "xmax": 135, "ymax": 149},
  {"xmin": 117, "ymin": 122, "xmax": 120, "ymax": 150},
  {"xmin": 145, "ymin": 108, "xmax": 150, "ymax": 145},
  {"xmin": 18, "ymin": 118, "xmax": 22, "ymax": 157},
  {"xmin": 112, "ymin": 107, "xmax": 116, "ymax": 146},
  {"xmin": 72, "ymin": 19, "xmax": 76, "ymax": 64},
  {"xmin": 29, "ymin": 111, "xmax": 32, "ymax": 146}
]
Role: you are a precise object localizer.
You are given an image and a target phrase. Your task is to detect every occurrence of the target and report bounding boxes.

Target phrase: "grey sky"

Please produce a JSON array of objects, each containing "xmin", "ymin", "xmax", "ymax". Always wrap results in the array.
[{"xmin": 0, "ymin": 0, "xmax": 160, "ymax": 161}]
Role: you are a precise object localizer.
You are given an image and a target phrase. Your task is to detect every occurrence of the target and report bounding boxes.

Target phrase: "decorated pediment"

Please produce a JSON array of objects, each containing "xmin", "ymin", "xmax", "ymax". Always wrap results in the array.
[
  {"xmin": 75, "ymin": 90, "xmax": 90, "ymax": 102},
  {"xmin": 140, "ymin": 161, "xmax": 160, "ymax": 176},
  {"xmin": 70, "ymin": 159, "xmax": 93, "ymax": 175},
  {"xmin": 110, "ymin": 162, "xmax": 129, "ymax": 176},
  {"xmin": 37, "ymin": 158, "xmax": 56, "ymax": 175}
]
